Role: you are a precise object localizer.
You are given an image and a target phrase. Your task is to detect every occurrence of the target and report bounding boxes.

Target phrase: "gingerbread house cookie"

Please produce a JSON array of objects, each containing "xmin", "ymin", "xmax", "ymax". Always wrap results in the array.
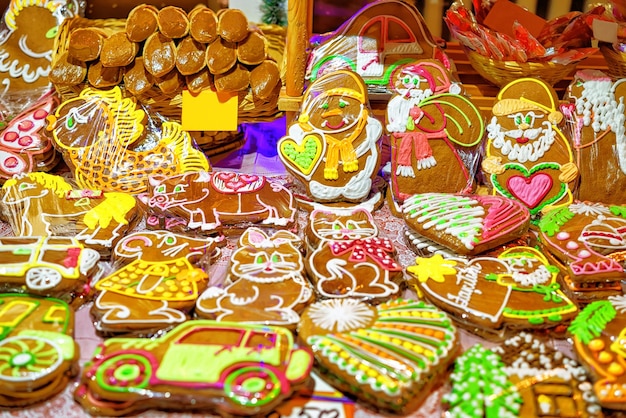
[
  {"xmin": 298, "ymin": 298, "xmax": 459, "ymax": 414},
  {"xmin": 278, "ymin": 70, "xmax": 383, "ymax": 205},
  {"xmin": 386, "ymin": 60, "xmax": 484, "ymax": 212},
  {"xmin": 482, "ymin": 78, "xmax": 579, "ymax": 218},
  {"xmin": 407, "ymin": 247, "xmax": 578, "ymax": 340},
  {"xmin": 562, "ymin": 69, "xmax": 626, "ymax": 205}
]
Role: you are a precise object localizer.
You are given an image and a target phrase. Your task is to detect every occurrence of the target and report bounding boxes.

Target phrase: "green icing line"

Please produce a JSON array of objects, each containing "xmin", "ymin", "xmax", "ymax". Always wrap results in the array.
[
  {"xmin": 568, "ymin": 300, "xmax": 616, "ymax": 344},
  {"xmin": 537, "ymin": 206, "xmax": 575, "ymax": 236},
  {"xmin": 610, "ymin": 205, "xmax": 626, "ymax": 218}
]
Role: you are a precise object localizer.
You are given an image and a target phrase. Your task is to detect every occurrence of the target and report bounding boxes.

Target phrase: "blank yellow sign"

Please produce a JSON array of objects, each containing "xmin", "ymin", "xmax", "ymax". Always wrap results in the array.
[{"xmin": 181, "ymin": 89, "xmax": 238, "ymax": 131}]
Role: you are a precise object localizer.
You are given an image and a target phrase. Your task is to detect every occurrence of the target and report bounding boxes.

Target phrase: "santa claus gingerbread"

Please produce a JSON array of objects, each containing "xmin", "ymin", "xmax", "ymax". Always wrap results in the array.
[{"xmin": 482, "ymin": 77, "xmax": 578, "ymax": 218}]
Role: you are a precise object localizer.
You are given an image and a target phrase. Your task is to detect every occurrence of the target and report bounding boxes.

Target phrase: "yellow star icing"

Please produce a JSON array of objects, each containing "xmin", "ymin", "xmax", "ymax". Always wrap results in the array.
[{"xmin": 407, "ymin": 254, "xmax": 457, "ymax": 283}]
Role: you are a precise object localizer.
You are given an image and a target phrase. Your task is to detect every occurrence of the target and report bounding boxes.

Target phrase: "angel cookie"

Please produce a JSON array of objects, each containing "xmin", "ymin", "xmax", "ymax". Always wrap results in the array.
[
  {"xmin": 298, "ymin": 298, "xmax": 459, "ymax": 414},
  {"xmin": 386, "ymin": 60, "xmax": 484, "ymax": 210},
  {"xmin": 562, "ymin": 69, "xmax": 626, "ymax": 204},
  {"xmin": 482, "ymin": 78, "xmax": 579, "ymax": 217},
  {"xmin": 407, "ymin": 247, "xmax": 578, "ymax": 339},
  {"xmin": 91, "ymin": 230, "xmax": 223, "ymax": 336},
  {"xmin": 278, "ymin": 70, "xmax": 383, "ymax": 204},
  {"xmin": 196, "ymin": 227, "xmax": 313, "ymax": 328},
  {"xmin": 537, "ymin": 201, "xmax": 626, "ymax": 304}
]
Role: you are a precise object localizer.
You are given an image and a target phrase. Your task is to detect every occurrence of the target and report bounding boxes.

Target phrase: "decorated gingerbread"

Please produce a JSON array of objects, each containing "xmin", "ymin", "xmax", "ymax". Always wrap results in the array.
[
  {"xmin": 386, "ymin": 60, "xmax": 484, "ymax": 210},
  {"xmin": 92, "ymin": 230, "xmax": 223, "ymax": 335},
  {"xmin": 46, "ymin": 86, "xmax": 210, "ymax": 194},
  {"xmin": 196, "ymin": 227, "xmax": 313, "ymax": 327},
  {"xmin": 407, "ymin": 247, "xmax": 578, "ymax": 339},
  {"xmin": 278, "ymin": 70, "xmax": 383, "ymax": 204},
  {"xmin": 562, "ymin": 69, "xmax": 626, "ymax": 205},
  {"xmin": 304, "ymin": 207, "xmax": 379, "ymax": 251},
  {"xmin": 482, "ymin": 78, "xmax": 579, "ymax": 218},
  {"xmin": 537, "ymin": 201, "xmax": 626, "ymax": 304}
]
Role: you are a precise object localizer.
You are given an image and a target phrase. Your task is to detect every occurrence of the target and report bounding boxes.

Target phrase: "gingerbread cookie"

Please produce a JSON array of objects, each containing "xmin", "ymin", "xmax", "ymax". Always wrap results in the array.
[
  {"xmin": 196, "ymin": 227, "xmax": 313, "ymax": 328},
  {"xmin": 278, "ymin": 70, "xmax": 383, "ymax": 204},
  {"xmin": 298, "ymin": 298, "xmax": 459, "ymax": 414},
  {"xmin": 75, "ymin": 320, "xmax": 313, "ymax": 416},
  {"xmin": 562, "ymin": 69, "xmax": 626, "ymax": 205},
  {"xmin": 0, "ymin": 172, "xmax": 141, "ymax": 257},
  {"xmin": 386, "ymin": 60, "xmax": 484, "ymax": 210},
  {"xmin": 482, "ymin": 78, "xmax": 579, "ymax": 218},
  {"xmin": 402, "ymin": 193, "xmax": 531, "ymax": 256},
  {"xmin": 444, "ymin": 333, "xmax": 602, "ymax": 417},
  {"xmin": 304, "ymin": 207, "xmax": 379, "ymax": 251},
  {"xmin": 407, "ymin": 247, "xmax": 578, "ymax": 339},
  {"xmin": 0, "ymin": 293, "xmax": 80, "ymax": 407},
  {"xmin": 537, "ymin": 201, "xmax": 626, "ymax": 304},
  {"xmin": 46, "ymin": 86, "xmax": 210, "ymax": 194},
  {"xmin": 568, "ymin": 294, "xmax": 626, "ymax": 410},
  {"xmin": 305, "ymin": 0, "xmax": 450, "ymax": 96},
  {"xmin": 92, "ymin": 230, "xmax": 223, "ymax": 336},
  {"xmin": 139, "ymin": 170, "xmax": 298, "ymax": 235}
]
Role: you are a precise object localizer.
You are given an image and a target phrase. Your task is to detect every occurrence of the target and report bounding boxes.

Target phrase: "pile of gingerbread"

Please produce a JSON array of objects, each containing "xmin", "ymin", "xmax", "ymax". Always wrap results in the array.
[{"xmin": 1, "ymin": 0, "xmax": 626, "ymax": 417}]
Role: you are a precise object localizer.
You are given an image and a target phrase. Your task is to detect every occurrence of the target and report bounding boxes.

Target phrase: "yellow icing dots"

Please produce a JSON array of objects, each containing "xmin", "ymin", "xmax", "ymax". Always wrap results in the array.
[
  {"xmin": 608, "ymin": 362, "xmax": 625, "ymax": 376},
  {"xmin": 598, "ymin": 351, "xmax": 614, "ymax": 364},
  {"xmin": 589, "ymin": 339, "xmax": 606, "ymax": 352}
]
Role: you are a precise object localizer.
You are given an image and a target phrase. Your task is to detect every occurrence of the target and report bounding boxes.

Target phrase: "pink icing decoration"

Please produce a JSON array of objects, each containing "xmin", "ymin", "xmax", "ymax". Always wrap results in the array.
[
  {"xmin": 475, "ymin": 195, "xmax": 529, "ymax": 241},
  {"xmin": 577, "ymin": 249, "xmax": 591, "ymax": 259},
  {"xmin": 556, "ymin": 232, "xmax": 570, "ymax": 240},
  {"xmin": 566, "ymin": 241, "xmax": 579, "ymax": 250},
  {"xmin": 18, "ymin": 120, "xmax": 34, "ymax": 131},
  {"xmin": 507, "ymin": 173, "xmax": 553, "ymax": 208}
]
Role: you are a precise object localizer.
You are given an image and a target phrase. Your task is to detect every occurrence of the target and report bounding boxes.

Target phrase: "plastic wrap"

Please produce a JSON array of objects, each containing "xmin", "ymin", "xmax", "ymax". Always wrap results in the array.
[
  {"xmin": 385, "ymin": 60, "xmax": 485, "ymax": 210},
  {"xmin": 0, "ymin": 293, "xmax": 80, "ymax": 407},
  {"xmin": 0, "ymin": 171, "xmax": 143, "ymax": 258},
  {"xmin": 195, "ymin": 227, "xmax": 312, "ymax": 329},
  {"xmin": 561, "ymin": 69, "xmax": 626, "ymax": 205},
  {"xmin": 407, "ymin": 246, "xmax": 578, "ymax": 341},
  {"xmin": 90, "ymin": 230, "xmax": 224, "ymax": 337},
  {"xmin": 298, "ymin": 298, "xmax": 459, "ymax": 415},
  {"xmin": 74, "ymin": 319, "xmax": 313, "ymax": 416},
  {"xmin": 305, "ymin": 0, "xmax": 450, "ymax": 95},
  {"xmin": 138, "ymin": 170, "xmax": 298, "ymax": 236},
  {"xmin": 443, "ymin": 332, "xmax": 602, "ymax": 417},
  {"xmin": 45, "ymin": 85, "xmax": 210, "ymax": 194},
  {"xmin": 278, "ymin": 70, "xmax": 383, "ymax": 205}
]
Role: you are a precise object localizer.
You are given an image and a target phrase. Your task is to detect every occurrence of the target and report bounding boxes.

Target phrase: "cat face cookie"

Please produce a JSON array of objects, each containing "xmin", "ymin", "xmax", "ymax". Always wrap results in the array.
[
  {"xmin": 278, "ymin": 70, "xmax": 383, "ymax": 204},
  {"xmin": 298, "ymin": 298, "xmax": 459, "ymax": 414},
  {"xmin": 402, "ymin": 193, "xmax": 531, "ymax": 256},
  {"xmin": 482, "ymin": 78, "xmax": 579, "ymax": 217},
  {"xmin": 75, "ymin": 320, "xmax": 313, "ymax": 416},
  {"xmin": 92, "ymin": 230, "xmax": 223, "ymax": 336},
  {"xmin": 386, "ymin": 60, "xmax": 484, "ymax": 210},
  {"xmin": 305, "ymin": 207, "xmax": 379, "ymax": 251},
  {"xmin": 0, "ymin": 293, "xmax": 79, "ymax": 407},
  {"xmin": 196, "ymin": 227, "xmax": 313, "ymax": 328},
  {"xmin": 407, "ymin": 247, "xmax": 578, "ymax": 339},
  {"xmin": 562, "ymin": 69, "xmax": 626, "ymax": 205}
]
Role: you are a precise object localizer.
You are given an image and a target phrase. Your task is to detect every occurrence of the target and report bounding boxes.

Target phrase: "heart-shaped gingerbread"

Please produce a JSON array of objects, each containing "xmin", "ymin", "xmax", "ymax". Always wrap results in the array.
[{"xmin": 278, "ymin": 134, "xmax": 322, "ymax": 176}]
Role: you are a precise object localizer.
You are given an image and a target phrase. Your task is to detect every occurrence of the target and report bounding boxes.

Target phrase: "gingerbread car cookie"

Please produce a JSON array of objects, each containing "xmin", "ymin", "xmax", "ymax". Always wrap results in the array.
[
  {"xmin": 537, "ymin": 201, "xmax": 626, "ymax": 304},
  {"xmin": 0, "ymin": 171, "xmax": 141, "ymax": 257},
  {"xmin": 0, "ymin": 293, "xmax": 79, "ymax": 407},
  {"xmin": 407, "ymin": 247, "xmax": 578, "ymax": 339},
  {"xmin": 75, "ymin": 320, "xmax": 313, "ymax": 416},
  {"xmin": 562, "ymin": 69, "xmax": 626, "ymax": 205},
  {"xmin": 298, "ymin": 298, "xmax": 459, "ymax": 414},
  {"xmin": 92, "ymin": 230, "xmax": 223, "ymax": 336},
  {"xmin": 196, "ymin": 227, "xmax": 313, "ymax": 328},
  {"xmin": 482, "ymin": 78, "xmax": 579, "ymax": 218},
  {"xmin": 402, "ymin": 193, "xmax": 531, "ymax": 256},
  {"xmin": 386, "ymin": 60, "xmax": 484, "ymax": 210},
  {"xmin": 278, "ymin": 70, "xmax": 383, "ymax": 204},
  {"xmin": 444, "ymin": 332, "xmax": 602, "ymax": 417},
  {"xmin": 46, "ymin": 86, "xmax": 210, "ymax": 194}
]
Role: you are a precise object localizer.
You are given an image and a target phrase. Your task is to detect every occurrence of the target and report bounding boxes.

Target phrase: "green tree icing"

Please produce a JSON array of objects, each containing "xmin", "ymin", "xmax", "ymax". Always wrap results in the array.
[
  {"xmin": 443, "ymin": 344, "xmax": 522, "ymax": 418},
  {"xmin": 610, "ymin": 205, "xmax": 626, "ymax": 219},
  {"xmin": 567, "ymin": 300, "xmax": 616, "ymax": 345},
  {"xmin": 261, "ymin": 0, "xmax": 286, "ymax": 26},
  {"xmin": 537, "ymin": 206, "xmax": 575, "ymax": 236}
]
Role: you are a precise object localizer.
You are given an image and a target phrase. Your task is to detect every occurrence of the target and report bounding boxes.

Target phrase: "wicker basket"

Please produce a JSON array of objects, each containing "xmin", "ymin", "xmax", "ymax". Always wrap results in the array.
[
  {"xmin": 464, "ymin": 48, "xmax": 579, "ymax": 87},
  {"xmin": 600, "ymin": 43, "xmax": 626, "ymax": 81},
  {"xmin": 51, "ymin": 17, "xmax": 286, "ymax": 124}
]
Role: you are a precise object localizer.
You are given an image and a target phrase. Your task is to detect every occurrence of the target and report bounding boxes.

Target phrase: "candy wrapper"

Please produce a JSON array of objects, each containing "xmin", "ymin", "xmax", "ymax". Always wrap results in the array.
[
  {"xmin": 305, "ymin": 0, "xmax": 450, "ymax": 96},
  {"xmin": 0, "ymin": 171, "xmax": 143, "ymax": 258},
  {"xmin": 45, "ymin": 85, "xmax": 210, "ymax": 194},
  {"xmin": 90, "ymin": 230, "xmax": 223, "ymax": 337},
  {"xmin": 445, "ymin": 1, "xmax": 599, "ymax": 64},
  {"xmin": 0, "ymin": 293, "xmax": 81, "ymax": 407},
  {"xmin": 74, "ymin": 319, "xmax": 313, "ymax": 416}
]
